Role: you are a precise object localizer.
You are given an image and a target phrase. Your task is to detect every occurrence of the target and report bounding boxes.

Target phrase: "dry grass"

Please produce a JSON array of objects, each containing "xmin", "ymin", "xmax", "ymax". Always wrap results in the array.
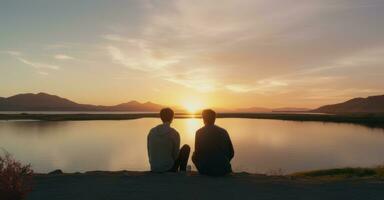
[
  {"xmin": 0, "ymin": 151, "xmax": 34, "ymax": 200},
  {"xmin": 292, "ymin": 166, "xmax": 384, "ymax": 179}
]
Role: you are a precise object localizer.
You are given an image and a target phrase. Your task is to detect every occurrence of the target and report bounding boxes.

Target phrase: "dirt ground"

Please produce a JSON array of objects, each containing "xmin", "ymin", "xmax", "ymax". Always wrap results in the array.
[{"xmin": 27, "ymin": 171, "xmax": 384, "ymax": 200}]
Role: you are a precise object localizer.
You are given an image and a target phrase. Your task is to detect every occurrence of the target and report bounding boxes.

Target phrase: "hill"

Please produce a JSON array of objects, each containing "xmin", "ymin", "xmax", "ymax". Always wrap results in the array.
[
  {"xmin": 236, "ymin": 107, "xmax": 272, "ymax": 113},
  {"xmin": 312, "ymin": 95, "xmax": 384, "ymax": 113},
  {"xmin": 236, "ymin": 107, "xmax": 310, "ymax": 113},
  {"xmin": 0, "ymin": 93, "xmax": 164, "ymax": 112}
]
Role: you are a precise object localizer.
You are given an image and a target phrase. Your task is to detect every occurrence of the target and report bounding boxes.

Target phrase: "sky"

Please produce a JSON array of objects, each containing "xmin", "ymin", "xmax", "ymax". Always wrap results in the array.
[{"xmin": 1, "ymin": 0, "xmax": 384, "ymax": 109}]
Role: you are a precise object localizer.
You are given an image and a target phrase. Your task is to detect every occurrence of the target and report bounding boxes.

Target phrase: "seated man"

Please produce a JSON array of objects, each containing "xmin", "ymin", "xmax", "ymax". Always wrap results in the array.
[
  {"xmin": 147, "ymin": 108, "xmax": 190, "ymax": 172},
  {"xmin": 192, "ymin": 109, "xmax": 234, "ymax": 176}
]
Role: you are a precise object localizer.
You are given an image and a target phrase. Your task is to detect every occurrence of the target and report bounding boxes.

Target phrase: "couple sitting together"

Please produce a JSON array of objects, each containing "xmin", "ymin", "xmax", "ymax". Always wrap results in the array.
[{"xmin": 147, "ymin": 108, "xmax": 234, "ymax": 176}]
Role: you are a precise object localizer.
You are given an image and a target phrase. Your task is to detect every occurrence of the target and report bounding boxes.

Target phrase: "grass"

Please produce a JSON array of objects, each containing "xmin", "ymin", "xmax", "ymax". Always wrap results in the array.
[
  {"xmin": 0, "ymin": 151, "xmax": 34, "ymax": 200},
  {"xmin": 292, "ymin": 167, "xmax": 384, "ymax": 179}
]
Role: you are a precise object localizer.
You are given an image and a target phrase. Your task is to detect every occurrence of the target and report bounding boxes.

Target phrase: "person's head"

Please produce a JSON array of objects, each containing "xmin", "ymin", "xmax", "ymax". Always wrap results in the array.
[
  {"xmin": 160, "ymin": 108, "xmax": 174, "ymax": 123},
  {"xmin": 202, "ymin": 109, "xmax": 216, "ymax": 125}
]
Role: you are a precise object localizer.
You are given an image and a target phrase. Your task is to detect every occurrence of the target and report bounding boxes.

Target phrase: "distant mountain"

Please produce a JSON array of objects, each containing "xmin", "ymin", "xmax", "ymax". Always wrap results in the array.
[
  {"xmin": 104, "ymin": 101, "xmax": 164, "ymax": 111},
  {"xmin": 312, "ymin": 95, "xmax": 384, "ymax": 113},
  {"xmin": 272, "ymin": 107, "xmax": 311, "ymax": 112},
  {"xmin": 235, "ymin": 107, "xmax": 310, "ymax": 113},
  {"xmin": 0, "ymin": 92, "xmax": 164, "ymax": 112},
  {"xmin": 8, "ymin": 92, "xmax": 383, "ymax": 114},
  {"xmin": 236, "ymin": 107, "xmax": 272, "ymax": 113}
]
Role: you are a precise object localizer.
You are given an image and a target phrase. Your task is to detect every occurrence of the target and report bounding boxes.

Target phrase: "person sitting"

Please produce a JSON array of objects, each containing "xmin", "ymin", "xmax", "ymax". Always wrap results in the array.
[
  {"xmin": 147, "ymin": 108, "xmax": 190, "ymax": 172},
  {"xmin": 192, "ymin": 109, "xmax": 234, "ymax": 176}
]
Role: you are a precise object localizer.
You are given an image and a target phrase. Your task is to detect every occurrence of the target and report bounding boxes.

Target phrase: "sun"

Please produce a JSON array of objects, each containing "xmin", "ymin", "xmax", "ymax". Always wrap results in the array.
[{"xmin": 182, "ymin": 100, "xmax": 203, "ymax": 114}]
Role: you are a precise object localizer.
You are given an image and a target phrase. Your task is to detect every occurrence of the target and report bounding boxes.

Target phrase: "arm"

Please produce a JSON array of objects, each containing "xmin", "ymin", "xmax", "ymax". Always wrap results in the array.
[
  {"xmin": 192, "ymin": 131, "xmax": 199, "ymax": 163},
  {"xmin": 147, "ymin": 130, "xmax": 152, "ymax": 160},
  {"xmin": 172, "ymin": 130, "xmax": 180, "ymax": 160},
  {"xmin": 224, "ymin": 130, "xmax": 234, "ymax": 160}
]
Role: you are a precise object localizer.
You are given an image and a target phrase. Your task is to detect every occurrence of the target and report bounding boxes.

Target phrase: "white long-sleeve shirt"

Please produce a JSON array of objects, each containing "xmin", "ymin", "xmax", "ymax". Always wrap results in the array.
[{"xmin": 147, "ymin": 123, "xmax": 180, "ymax": 172}]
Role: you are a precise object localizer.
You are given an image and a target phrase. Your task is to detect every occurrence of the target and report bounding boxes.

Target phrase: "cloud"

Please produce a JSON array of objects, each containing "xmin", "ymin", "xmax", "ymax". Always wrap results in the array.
[
  {"xmin": 43, "ymin": 42, "xmax": 79, "ymax": 50},
  {"xmin": 135, "ymin": 0, "xmax": 384, "ymax": 88},
  {"xmin": 106, "ymin": 43, "xmax": 180, "ymax": 71},
  {"xmin": 226, "ymin": 80, "xmax": 288, "ymax": 94},
  {"xmin": 165, "ymin": 77, "xmax": 216, "ymax": 92},
  {"xmin": 1, "ymin": 50, "xmax": 22, "ymax": 56},
  {"xmin": 37, "ymin": 71, "xmax": 49, "ymax": 76},
  {"xmin": 163, "ymin": 69, "xmax": 217, "ymax": 92},
  {"xmin": 107, "ymin": 46, "xmax": 145, "ymax": 71},
  {"xmin": 258, "ymin": 80, "xmax": 288, "ymax": 87},
  {"xmin": 17, "ymin": 58, "xmax": 60, "ymax": 70},
  {"xmin": 101, "ymin": 34, "xmax": 129, "ymax": 42},
  {"xmin": 2, "ymin": 50, "xmax": 60, "ymax": 71},
  {"xmin": 54, "ymin": 54, "xmax": 74, "ymax": 60},
  {"xmin": 261, "ymin": 47, "xmax": 384, "ymax": 82},
  {"xmin": 98, "ymin": 0, "xmax": 384, "ymax": 100},
  {"xmin": 225, "ymin": 84, "xmax": 254, "ymax": 93},
  {"xmin": 106, "ymin": 40, "xmax": 218, "ymax": 91}
]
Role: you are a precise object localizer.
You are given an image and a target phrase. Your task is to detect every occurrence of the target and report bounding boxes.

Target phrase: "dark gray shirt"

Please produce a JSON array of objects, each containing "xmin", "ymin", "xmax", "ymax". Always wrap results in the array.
[{"xmin": 192, "ymin": 125, "xmax": 234, "ymax": 175}]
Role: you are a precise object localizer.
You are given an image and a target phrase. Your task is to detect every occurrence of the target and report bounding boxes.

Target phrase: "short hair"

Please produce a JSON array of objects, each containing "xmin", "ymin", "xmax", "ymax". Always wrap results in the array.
[
  {"xmin": 202, "ymin": 109, "xmax": 216, "ymax": 125},
  {"xmin": 160, "ymin": 108, "xmax": 174, "ymax": 123}
]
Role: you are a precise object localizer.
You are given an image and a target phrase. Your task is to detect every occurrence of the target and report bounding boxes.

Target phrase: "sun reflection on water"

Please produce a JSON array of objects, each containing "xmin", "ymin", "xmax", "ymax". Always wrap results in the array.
[{"xmin": 183, "ymin": 119, "xmax": 201, "ymax": 136}]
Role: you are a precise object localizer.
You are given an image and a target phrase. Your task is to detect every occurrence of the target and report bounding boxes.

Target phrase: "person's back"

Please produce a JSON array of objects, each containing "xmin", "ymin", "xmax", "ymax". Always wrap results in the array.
[
  {"xmin": 147, "ymin": 108, "xmax": 190, "ymax": 173},
  {"xmin": 192, "ymin": 109, "xmax": 234, "ymax": 176},
  {"xmin": 148, "ymin": 123, "xmax": 179, "ymax": 172}
]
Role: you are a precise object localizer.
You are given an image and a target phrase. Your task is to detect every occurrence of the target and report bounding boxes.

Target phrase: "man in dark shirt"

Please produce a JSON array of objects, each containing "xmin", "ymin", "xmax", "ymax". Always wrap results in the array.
[{"xmin": 192, "ymin": 109, "xmax": 234, "ymax": 176}]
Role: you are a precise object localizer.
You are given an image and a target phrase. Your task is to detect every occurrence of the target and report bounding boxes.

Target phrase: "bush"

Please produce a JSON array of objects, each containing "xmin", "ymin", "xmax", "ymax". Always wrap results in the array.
[{"xmin": 0, "ymin": 151, "xmax": 33, "ymax": 200}]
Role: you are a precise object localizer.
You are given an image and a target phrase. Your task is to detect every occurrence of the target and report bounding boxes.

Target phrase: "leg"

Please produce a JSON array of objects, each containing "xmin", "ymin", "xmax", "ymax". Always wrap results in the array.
[
  {"xmin": 178, "ymin": 144, "xmax": 191, "ymax": 171},
  {"xmin": 170, "ymin": 144, "xmax": 190, "ymax": 172}
]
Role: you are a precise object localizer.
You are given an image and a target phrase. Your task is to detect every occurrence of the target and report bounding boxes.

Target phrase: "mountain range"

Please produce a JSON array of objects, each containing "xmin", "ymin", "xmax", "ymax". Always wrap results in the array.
[
  {"xmin": 235, "ymin": 107, "xmax": 310, "ymax": 113},
  {"xmin": 0, "ymin": 92, "xmax": 383, "ymax": 113},
  {"xmin": 312, "ymin": 95, "xmax": 384, "ymax": 113},
  {"xmin": 0, "ymin": 93, "xmax": 163, "ymax": 112}
]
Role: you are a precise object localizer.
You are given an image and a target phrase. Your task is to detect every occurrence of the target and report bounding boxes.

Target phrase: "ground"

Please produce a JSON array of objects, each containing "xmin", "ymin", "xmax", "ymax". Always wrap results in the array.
[{"xmin": 28, "ymin": 171, "xmax": 384, "ymax": 200}]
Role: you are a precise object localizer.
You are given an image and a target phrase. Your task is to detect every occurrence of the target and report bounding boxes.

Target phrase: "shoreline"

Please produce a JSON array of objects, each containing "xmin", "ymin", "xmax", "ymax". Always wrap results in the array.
[
  {"xmin": 34, "ymin": 165, "xmax": 384, "ymax": 179},
  {"xmin": 1, "ymin": 112, "xmax": 384, "ymax": 128}
]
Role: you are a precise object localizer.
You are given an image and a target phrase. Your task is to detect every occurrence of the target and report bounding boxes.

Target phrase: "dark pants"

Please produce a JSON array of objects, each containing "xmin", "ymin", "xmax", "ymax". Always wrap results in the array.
[
  {"xmin": 193, "ymin": 156, "xmax": 232, "ymax": 176},
  {"xmin": 169, "ymin": 144, "xmax": 190, "ymax": 172}
]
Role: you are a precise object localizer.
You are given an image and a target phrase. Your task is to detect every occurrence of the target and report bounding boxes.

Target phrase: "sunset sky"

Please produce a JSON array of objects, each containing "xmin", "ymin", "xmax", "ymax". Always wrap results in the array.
[{"xmin": 1, "ymin": 0, "xmax": 383, "ymax": 109}]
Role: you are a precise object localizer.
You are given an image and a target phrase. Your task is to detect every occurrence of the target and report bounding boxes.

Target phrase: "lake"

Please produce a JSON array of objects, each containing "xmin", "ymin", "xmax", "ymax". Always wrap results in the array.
[{"xmin": 1, "ymin": 118, "xmax": 384, "ymax": 174}]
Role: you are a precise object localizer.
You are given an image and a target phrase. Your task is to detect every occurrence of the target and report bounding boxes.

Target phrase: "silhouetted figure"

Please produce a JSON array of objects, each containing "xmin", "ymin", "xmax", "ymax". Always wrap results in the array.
[
  {"xmin": 147, "ymin": 108, "xmax": 190, "ymax": 172},
  {"xmin": 192, "ymin": 109, "xmax": 234, "ymax": 176}
]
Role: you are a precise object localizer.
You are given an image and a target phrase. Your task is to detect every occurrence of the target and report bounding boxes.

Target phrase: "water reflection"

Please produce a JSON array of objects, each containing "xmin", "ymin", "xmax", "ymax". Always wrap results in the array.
[{"xmin": 1, "ymin": 118, "xmax": 384, "ymax": 174}]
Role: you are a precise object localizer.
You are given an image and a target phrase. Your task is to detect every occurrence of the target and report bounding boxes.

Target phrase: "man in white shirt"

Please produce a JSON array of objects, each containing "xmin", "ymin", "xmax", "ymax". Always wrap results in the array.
[{"xmin": 147, "ymin": 108, "xmax": 190, "ymax": 172}]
